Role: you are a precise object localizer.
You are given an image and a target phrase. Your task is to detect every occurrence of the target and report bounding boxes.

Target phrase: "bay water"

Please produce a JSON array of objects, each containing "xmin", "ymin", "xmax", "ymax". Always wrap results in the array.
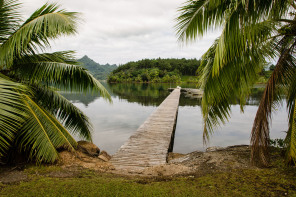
[{"xmin": 62, "ymin": 82, "xmax": 288, "ymax": 155}]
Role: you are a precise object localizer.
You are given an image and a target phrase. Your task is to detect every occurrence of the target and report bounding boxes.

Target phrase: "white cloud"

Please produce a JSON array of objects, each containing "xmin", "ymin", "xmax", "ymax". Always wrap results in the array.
[{"xmin": 20, "ymin": 0, "xmax": 221, "ymax": 64}]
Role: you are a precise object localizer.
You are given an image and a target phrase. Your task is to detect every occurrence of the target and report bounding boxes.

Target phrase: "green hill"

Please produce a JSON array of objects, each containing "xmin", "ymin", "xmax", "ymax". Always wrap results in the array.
[{"xmin": 78, "ymin": 55, "xmax": 117, "ymax": 80}]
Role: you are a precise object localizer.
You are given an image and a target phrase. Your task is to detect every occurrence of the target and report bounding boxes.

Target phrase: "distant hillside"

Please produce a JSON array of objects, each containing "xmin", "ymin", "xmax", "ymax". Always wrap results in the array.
[
  {"xmin": 78, "ymin": 55, "xmax": 117, "ymax": 80},
  {"xmin": 108, "ymin": 58, "xmax": 200, "ymax": 83}
]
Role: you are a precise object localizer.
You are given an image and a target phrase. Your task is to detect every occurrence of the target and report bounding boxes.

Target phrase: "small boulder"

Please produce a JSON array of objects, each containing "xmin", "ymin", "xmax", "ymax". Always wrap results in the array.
[
  {"xmin": 98, "ymin": 155, "xmax": 109, "ymax": 162},
  {"xmin": 206, "ymin": 146, "xmax": 224, "ymax": 152},
  {"xmin": 98, "ymin": 151, "xmax": 111, "ymax": 162},
  {"xmin": 77, "ymin": 141, "xmax": 100, "ymax": 157}
]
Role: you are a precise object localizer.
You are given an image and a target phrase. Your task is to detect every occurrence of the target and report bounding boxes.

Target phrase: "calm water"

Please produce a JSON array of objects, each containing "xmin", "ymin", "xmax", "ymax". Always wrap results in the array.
[{"xmin": 62, "ymin": 82, "xmax": 288, "ymax": 155}]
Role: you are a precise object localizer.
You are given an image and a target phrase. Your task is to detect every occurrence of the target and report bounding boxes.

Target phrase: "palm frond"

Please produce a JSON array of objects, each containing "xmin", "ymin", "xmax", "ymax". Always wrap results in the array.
[
  {"xmin": 17, "ymin": 95, "xmax": 76, "ymax": 163},
  {"xmin": 175, "ymin": 0, "xmax": 227, "ymax": 43},
  {"xmin": 0, "ymin": 1, "xmax": 111, "ymax": 164},
  {"xmin": 175, "ymin": 0, "xmax": 282, "ymax": 44},
  {"xmin": 0, "ymin": 0, "xmax": 21, "ymax": 44},
  {"xmin": 175, "ymin": 0, "xmax": 296, "ymax": 166},
  {"xmin": 0, "ymin": 2, "xmax": 79, "ymax": 67},
  {"xmin": 200, "ymin": 36, "xmax": 265, "ymax": 142},
  {"xmin": 12, "ymin": 51, "xmax": 111, "ymax": 101},
  {"xmin": 0, "ymin": 74, "xmax": 28, "ymax": 157},
  {"xmin": 32, "ymin": 85, "xmax": 93, "ymax": 141}
]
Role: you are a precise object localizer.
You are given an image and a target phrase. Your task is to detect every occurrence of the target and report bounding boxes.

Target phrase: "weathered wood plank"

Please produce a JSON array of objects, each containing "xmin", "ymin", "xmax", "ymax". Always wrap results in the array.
[{"xmin": 110, "ymin": 88, "xmax": 181, "ymax": 171}]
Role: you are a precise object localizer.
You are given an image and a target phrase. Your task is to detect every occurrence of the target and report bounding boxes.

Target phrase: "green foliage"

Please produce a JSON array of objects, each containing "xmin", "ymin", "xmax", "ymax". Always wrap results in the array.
[
  {"xmin": 0, "ymin": 1, "xmax": 110, "ymax": 163},
  {"xmin": 108, "ymin": 58, "xmax": 200, "ymax": 83},
  {"xmin": 78, "ymin": 55, "xmax": 117, "ymax": 80},
  {"xmin": 175, "ymin": 0, "xmax": 296, "ymax": 165}
]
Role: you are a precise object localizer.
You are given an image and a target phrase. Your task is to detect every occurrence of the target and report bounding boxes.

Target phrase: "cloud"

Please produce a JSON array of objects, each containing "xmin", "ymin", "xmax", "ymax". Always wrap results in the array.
[{"xmin": 20, "ymin": 0, "xmax": 220, "ymax": 65}]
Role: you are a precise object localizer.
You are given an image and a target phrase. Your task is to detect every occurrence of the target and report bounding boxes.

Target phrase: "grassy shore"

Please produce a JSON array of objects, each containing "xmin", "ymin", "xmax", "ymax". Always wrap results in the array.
[
  {"xmin": 0, "ymin": 149, "xmax": 296, "ymax": 197},
  {"xmin": 0, "ymin": 168, "xmax": 295, "ymax": 196}
]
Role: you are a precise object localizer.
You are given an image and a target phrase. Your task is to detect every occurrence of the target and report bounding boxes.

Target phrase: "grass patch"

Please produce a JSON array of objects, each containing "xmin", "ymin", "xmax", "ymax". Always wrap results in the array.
[
  {"xmin": 0, "ymin": 167, "xmax": 295, "ymax": 197},
  {"xmin": 24, "ymin": 165, "xmax": 63, "ymax": 175}
]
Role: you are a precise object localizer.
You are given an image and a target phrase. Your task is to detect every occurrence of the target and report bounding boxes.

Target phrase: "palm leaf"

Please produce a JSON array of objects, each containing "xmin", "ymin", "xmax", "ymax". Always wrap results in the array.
[
  {"xmin": 0, "ymin": 1, "xmax": 112, "ymax": 164},
  {"xmin": 0, "ymin": 74, "xmax": 28, "ymax": 157},
  {"xmin": 12, "ymin": 52, "xmax": 111, "ymax": 101},
  {"xmin": 199, "ymin": 27, "xmax": 267, "ymax": 142},
  {"xmin": 0, "ymin": 0, "xmax": 21, "ymax": 44},
  {"xmin": 17, "ymin": 95, "xmax": 76, "ymax": 163},
  {"xmin": 175, "ymin": 0, "xmax": 294, "ymax": 166},
  {"xmin": 0, "ymin": 2, "xmax": 79, "ymax": 67},
  {"xmin": 32, "ymin": 85, "xmax": 93, "ymax": 141}
]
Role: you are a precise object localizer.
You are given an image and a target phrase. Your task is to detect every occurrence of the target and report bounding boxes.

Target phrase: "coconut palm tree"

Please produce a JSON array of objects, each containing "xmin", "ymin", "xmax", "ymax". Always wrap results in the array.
[
  {"xmin": 175, "ymin": 0, "xmax": 296, "ymax": 165},
  {"xmin": 0, "ymin": 0, "xmax": 110, "ymax": 163}
]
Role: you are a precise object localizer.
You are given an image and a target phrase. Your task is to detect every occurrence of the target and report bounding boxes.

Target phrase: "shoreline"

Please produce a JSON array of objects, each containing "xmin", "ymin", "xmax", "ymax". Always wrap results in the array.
[
  {"xmin": 1, "ymin": 144, "xmax": 254, "ymax": 180},
  {"xmin": 1, "ymin": 145, "xmax": 295, "ymax": 196}
]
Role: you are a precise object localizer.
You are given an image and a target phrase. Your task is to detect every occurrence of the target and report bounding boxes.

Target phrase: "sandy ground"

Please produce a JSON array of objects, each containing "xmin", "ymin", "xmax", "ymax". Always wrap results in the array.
[
  {"xmin": 129, "ymin": 145, "xmax": 254, "ymax": 176},
  {"xmin": 0, "ymin": 145, "xmax": 257, "ymax": 183}
]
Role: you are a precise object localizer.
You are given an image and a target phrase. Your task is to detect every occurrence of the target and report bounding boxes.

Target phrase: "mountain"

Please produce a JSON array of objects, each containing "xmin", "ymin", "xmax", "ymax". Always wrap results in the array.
[{"xmin": 77, "ymin": 55, "xmax": 117, "ymax": 80}]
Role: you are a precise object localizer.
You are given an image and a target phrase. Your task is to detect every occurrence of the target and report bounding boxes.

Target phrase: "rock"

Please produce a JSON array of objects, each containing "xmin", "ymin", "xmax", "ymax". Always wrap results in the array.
[
  {"xmin": 98, "ymin": 155, "xmax": 109, "ymax": 162},
  {"xmin": 58, "ymin": 150, "xmax": 77, "ymax": 165},
  {"xmin": 99, "ymin": 151, "xmax": 111, "ymax": 161},
  {"xmin": 77, "ymin": 141, "xmax": 100, "ymax": 157},
  {"xmin": 206, "ymin": 146, "xmax": 224, "ymax": 152}
]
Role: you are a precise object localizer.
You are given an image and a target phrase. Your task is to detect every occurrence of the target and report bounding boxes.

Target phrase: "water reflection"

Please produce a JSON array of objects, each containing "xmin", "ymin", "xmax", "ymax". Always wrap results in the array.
[
  {"xmin": 62, "ymin": 82, "xmax": 265, "ymax": 107},
  {"xmin": 61, "ymin": 82, "xmax": 287, "ymax": 154}
]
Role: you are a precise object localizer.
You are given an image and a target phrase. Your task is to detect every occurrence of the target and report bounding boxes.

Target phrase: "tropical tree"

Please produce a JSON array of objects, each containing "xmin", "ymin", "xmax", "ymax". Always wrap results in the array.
[
  {"xmin": 175, "ymin": 0, "xmax": 296, "ymax": 165},
  {"xmin": 0, "ymin": 0, "xmax": 110, "ymax": 163}
]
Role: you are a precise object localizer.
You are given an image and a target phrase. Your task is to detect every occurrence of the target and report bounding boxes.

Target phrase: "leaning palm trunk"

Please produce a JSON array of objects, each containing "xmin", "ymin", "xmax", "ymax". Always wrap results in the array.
[
  {"xmin": 251, "ymin": 49, "xmax": 293, "ymax": 164},
  {"xmin": 0, "ymin": 1, "xmax": 110, "ymax": 163}
]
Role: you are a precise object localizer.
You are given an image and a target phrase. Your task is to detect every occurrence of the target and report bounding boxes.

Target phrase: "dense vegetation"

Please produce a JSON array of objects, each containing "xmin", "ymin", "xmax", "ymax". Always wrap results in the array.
[
  {"xmin": 0, "ymin": 1, "xmax": 109, "ymax": 164},
  {"xmin": 78, "ymin": 55, "xmax": 117, "ymax": 80},
  {"xmin": 176, "ymin": 0, "xmax": 296, "ymax": 165},
  {"xmin": 107, "ymin": 58, "xmax": 201, "ymax": 83}
]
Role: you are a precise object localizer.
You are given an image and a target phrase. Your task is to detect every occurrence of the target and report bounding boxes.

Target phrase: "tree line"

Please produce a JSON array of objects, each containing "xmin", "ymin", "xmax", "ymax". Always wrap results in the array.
[{"xmin": 107, "ymin": 58, "xmax": 201, "ymax": 83}]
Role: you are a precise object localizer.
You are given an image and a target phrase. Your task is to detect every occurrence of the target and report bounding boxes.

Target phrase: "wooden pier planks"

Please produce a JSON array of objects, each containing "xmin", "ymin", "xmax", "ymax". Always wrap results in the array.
[{"xmin": 110, "ymin": 88, "xmax": 181, "ymax": 171}]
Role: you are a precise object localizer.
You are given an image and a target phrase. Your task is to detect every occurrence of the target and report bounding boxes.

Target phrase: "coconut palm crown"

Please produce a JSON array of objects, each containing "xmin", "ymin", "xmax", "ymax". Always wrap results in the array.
[
  {"xmin": 0, "ymin": 0, "xmax": 110, "ymax": 163},
  {"xmin": 176, "ymin": 0, "xmax": 296, "ymax": 165}
]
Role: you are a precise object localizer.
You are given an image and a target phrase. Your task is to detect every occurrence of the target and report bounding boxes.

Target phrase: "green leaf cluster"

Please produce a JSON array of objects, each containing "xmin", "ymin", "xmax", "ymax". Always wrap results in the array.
[{"xmin": 0, "ymin": 1, "xmax": 110, "ymax": 163}]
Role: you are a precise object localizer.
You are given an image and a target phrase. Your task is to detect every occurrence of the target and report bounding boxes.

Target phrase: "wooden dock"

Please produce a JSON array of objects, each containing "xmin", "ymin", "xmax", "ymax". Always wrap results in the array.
[{"xmin": 110, "ymin": 88, "xmax": 181, "ymax": 171}]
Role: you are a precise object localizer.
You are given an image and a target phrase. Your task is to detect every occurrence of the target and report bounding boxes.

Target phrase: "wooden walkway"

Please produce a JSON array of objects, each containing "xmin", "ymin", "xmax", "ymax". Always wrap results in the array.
[{"xmin": 110, "ymin": 88, "xmax": 181, "ymax": 171}]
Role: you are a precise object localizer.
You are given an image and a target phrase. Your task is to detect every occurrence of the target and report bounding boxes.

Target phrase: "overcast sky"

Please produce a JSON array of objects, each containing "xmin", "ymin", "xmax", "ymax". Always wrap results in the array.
[{"xmin": 21, "ymin": 0, "xmax": 220, "ymax": 65}]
